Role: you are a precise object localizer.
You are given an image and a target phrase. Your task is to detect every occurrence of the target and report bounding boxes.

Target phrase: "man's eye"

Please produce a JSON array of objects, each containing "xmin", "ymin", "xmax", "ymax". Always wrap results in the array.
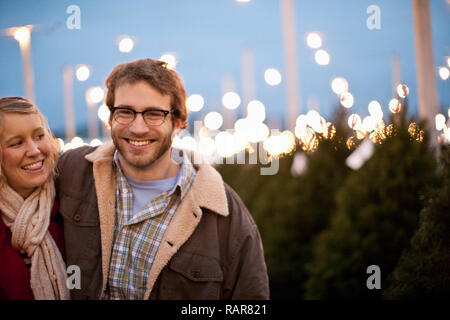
[
  {"xmin": 118, "ymin": 110, "xmax": 134, "ymax": 116},
  {"xmin": 145, "ymin": 111, "xmax": 163, "ymax": 118}
]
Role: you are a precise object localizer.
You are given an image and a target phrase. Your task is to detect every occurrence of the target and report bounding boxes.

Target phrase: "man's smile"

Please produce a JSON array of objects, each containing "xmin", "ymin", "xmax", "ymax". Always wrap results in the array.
[{"xmin": 124, "ymin": 138, "xmax": 157, "ymax": 149}]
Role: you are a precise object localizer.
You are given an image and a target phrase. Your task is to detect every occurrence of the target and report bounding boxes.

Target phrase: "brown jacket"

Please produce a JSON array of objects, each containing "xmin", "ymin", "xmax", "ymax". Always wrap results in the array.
[{"xmin": 56, "ymin": 143, "xmax": 269, "ymax": 299}]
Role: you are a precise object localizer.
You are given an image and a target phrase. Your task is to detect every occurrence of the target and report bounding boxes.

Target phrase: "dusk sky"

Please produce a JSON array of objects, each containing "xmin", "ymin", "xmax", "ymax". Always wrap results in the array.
[{"xmin": 0, "ymin": 0, "xmax": 449, "ymax": 137}]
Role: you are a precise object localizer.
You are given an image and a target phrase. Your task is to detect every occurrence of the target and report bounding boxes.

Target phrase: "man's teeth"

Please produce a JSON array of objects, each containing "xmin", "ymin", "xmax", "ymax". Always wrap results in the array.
[
  {"xmin": 129, "ymin": 140, "xmax": 151, "ymax": 146},
  {"xmin": 23, "ymin": 161, "xmax": 43, "ymax": 170}
]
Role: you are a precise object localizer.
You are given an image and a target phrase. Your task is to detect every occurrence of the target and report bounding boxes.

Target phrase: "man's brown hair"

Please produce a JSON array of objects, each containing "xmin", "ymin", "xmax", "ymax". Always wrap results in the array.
[{"xmin": 105, "ymin": 58, "xmax": 188, "ymax": 129}]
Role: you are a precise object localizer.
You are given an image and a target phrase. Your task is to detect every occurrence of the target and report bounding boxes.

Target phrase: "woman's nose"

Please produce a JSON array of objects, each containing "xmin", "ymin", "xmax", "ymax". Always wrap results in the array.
[{"xmin": 25, "ymin": 141, "xmax": 41, "ymax": 157}]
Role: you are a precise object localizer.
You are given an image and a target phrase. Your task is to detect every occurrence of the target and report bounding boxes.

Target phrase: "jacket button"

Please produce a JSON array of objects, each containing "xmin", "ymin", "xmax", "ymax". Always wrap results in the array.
[
  {"xmin": 74, "ymin": 214, "xmax": 81, "ymax": 222},
  {"xmin": 193, "ymin": 270, "xmax": 200, "ymax": 278}
]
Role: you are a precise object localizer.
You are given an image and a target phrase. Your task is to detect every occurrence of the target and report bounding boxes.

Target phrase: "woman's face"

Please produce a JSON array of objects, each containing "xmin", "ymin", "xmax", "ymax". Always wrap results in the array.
[{"xmin": 1, "ymin": 113, "xmax": 52, "ymax": 199}]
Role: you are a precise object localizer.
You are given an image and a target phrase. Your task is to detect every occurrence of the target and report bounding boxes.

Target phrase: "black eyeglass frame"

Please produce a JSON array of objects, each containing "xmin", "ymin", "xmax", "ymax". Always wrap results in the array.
[{"xmin": 110, "ymin": 106, "xmax": 173, "ymax": 126}]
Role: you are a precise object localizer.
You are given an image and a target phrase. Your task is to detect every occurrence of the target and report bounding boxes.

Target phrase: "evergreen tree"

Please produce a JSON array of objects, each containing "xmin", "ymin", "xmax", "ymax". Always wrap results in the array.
[
  {"xmin": 304, "ymin": 112, "xmax": 439, "ymax": 299},
  {"xmin": 218, "ymin": 107, "xmax": 351, "ymax": 299},
  {"xmin": 384, "ymin": 145, "xmax": 450, "ymax": 299}
]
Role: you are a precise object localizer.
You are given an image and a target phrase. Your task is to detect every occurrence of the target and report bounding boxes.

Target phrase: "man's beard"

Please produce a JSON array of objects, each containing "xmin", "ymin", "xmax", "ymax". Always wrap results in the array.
[{"xmin": 112, "ymin": 130, "xmax": 174, "ymax": 170}]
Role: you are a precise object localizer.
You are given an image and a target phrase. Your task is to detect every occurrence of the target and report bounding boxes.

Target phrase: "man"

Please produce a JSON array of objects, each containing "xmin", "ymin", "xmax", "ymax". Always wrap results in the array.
[{"xmin": 56, "ymin": 58, "xmax": 269, "ymax": 300}]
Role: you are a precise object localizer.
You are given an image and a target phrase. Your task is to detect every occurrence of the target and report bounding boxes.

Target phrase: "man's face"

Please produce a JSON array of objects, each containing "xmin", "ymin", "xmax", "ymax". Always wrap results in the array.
[{"xmin": 110, "ymin": 81, "xmax": 180, "ymax": 173}]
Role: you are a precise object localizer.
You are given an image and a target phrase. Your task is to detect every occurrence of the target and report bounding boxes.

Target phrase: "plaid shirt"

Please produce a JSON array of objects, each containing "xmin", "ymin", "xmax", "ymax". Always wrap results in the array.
[{"xmin": 103, "ymin": 151, "xmax": 196, "ymax": 299}]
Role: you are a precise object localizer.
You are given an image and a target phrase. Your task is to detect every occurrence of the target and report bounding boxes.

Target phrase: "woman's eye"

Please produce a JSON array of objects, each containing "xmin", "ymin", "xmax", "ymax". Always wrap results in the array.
[
  {"xmin": 34, "ymin": 132, "xmax": 46, "ymax": 141},
  {"xmin": 9, "ymin": 141, "xmax": 22, "ymax": 147}
]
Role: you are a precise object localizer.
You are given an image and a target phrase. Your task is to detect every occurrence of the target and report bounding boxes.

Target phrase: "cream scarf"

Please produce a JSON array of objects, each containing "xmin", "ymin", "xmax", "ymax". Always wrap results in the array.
[{"xmin": 0, "ymin": 179, "xmax": 70, "ymax": 300}]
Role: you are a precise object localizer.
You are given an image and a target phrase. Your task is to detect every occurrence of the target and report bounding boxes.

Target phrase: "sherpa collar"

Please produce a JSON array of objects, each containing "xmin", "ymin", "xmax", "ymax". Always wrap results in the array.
[{"xmin": 84, "ymin": 141, "xmax": 229, "ymax": 217}]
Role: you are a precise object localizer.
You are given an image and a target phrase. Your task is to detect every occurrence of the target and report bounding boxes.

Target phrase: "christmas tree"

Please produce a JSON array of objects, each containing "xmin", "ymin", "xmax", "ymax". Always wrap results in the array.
[
  {"xmin": 384, "ymin": 145, "xmax": 450, "ymax": 299},
  {"xmin": 304, "ymin": 110, "xmax": 439, "ymax": 299}
]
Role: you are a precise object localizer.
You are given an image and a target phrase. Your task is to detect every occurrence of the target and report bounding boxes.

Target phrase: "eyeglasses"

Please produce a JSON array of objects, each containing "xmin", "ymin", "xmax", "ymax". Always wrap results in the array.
[{"xmin": 111, "ymin": 107, "xmax": 172, "ymax": 126}]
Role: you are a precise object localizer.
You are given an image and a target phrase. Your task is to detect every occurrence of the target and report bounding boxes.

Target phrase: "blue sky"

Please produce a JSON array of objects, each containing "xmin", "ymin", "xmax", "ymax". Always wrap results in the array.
[{"xmin": 0, "ymin": 0, "xmax": 449, "ymax": 137}]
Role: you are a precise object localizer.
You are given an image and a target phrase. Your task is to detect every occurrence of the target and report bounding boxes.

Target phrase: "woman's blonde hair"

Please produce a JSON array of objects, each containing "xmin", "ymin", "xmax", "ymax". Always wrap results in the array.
[{"xmin": 0, "ymin": 97, "xmax": 60, "ymax": 182}]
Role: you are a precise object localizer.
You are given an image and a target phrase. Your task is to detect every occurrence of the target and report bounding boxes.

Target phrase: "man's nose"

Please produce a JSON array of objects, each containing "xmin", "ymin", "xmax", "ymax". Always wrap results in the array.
[{"xmin": 128, "ymin": 113, "xmax": 149, "ymax": 135}]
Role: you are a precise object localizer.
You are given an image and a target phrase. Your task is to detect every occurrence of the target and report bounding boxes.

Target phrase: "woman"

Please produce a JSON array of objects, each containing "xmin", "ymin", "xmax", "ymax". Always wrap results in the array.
[{"xmin": 0, "ymin": 97, "xmax": 69, "ymax": 300}]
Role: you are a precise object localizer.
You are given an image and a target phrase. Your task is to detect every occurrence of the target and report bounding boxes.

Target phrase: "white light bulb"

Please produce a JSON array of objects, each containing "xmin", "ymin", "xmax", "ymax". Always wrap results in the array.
[
  {"xmin": 315, "ymin": 49, "xmax": 330, "ymax": 66},
  {"xmin": 222, "ymin": 92, "xmax": 241, "ymax": 110},
  {"xmin": 264, "ymin": 68, "xmax": 282, "ymax": 86}
]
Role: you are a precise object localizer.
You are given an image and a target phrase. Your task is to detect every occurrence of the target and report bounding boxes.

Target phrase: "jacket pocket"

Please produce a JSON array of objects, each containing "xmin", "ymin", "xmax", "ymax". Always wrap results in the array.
[
  {"xmin": 156, "ymin": 251, "xmax": 223, "ymax": 299},
  {"xmin": 59, "ymin": 193, "xmax": 99, "ymax": 227},
  {"xmin": 58, "ymin": 193, "xmax": 102, "ymax": 299}
]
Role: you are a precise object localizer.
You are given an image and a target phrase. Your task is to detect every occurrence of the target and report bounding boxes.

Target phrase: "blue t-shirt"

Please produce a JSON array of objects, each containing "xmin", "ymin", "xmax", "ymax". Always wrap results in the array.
[
  {"xmin": 114, "ymin": 152, "xmax": 180, "ymax": 216},
  {"xmin": 127, "ymin": 173, "xmax": 179, "ymax": 216}
]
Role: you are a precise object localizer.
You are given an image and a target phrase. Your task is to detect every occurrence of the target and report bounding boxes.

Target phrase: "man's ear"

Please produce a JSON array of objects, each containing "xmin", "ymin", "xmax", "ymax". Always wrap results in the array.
[{"xmin": 173, "ymin": 117, "xmax": 183, "ymax": 130}]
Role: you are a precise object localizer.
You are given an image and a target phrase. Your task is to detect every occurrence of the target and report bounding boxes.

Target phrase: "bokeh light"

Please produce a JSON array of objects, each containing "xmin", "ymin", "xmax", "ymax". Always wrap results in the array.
[
  {"xmin": 306, "ymin": 32, "xmax": 322, "ymax": 49},
  {"xmin": 246, "ymin": 121, "xmax": 269, "ymax": 143},
  {"xmin": 306, "ymin": 110, "xmax": 321, "ymax": 129},
  {"xmin": 86, "ymin": 86, "xmax": 105, "ymax": 104},
  {"xmin": 247, "ymin": 100, "xmax": 266, "ymax": 123},
  {"xmin": 186, "ymin": 94, "xmax": 205, "ymax": 112},
  {"xmin": 222, "ymin": 91, "xmax": 241, "ymax": 110},
  {"xmin": 97, "ymin": 104, "xmax": 110, "ymax": 122},
  {"xmin": 71, "ymin": 136, "xmax": 84, "ymax": 149},
  {"xmin": 90, "ymin": 138, "xmax": 103, "ymax": 147},
  {"xmin": 118, "ymin": 36, "xmax": 134, "ymax": 53},
  {"xmin": 57, "ymin": 138, "xmax": 65, "ymax": 151},
  {"xmin": 368, "ymin": 100, "xmax": 383, "ymax": 121},
  {"xmin": 14, "ymin": 27, "xmax": 30, "ymax": 44},
  {"xmin": 340, "ymin": 92, "xmax": 354, "ymax": 108},
  {"xmin": 439, "ymin": 66, "xmax": 449, "ymax": 80},
  {"xmin": 396, "ymin": 83, "xmax": 409, "ymax": 98},
  {"xmin": 315, "ymin": 49, "xmax": 330, "ymax": 65},
  {"xmin": 215, "ymin": 131, "xmax": 236, "ymax": 158},
  {"xmin": 389, "ymin": 98, "xmax": 402, "ymax": 114},
  {"xmin": 198, "ymin": 137, "xmax": 216, "ymax": 156},
  {"xmin": 204, "ymin": 111, "xmax": 223, "ymax": 130},
  {"xmin": 159, "ymin": 53, "xmax": 177, "ymax": 69},
  {"xmin": 296, "ymin": 114, "xmax": 308, "ymax": 130},
  {"xmin": 362, "ymin": 116, "xmax": 376, "ymax": 133},
  {"xmin": 348, "ymin": 114, "xmax": 362, "ymax": 130},
  {"xmin": 264, "ymin": 68, "xmax": 282, "ymax": 86},
  {"xmin": 75, "ymin": 65, "xmax": 90, "ymax": 81},
  {"xmin": 435, "ymin": 113, "xmax": 446, "ymax": 131},
  {"xmin": 331, "ymin": 77, "xmax": 349, "ymax": 95}
]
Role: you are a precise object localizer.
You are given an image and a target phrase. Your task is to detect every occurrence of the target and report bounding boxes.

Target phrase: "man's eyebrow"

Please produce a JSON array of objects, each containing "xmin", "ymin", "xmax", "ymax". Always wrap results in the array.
[
  {"xmin": 114, "ymin": 105, "xmax": 134, "ymax": 109},
  {"xmin": 114, "ymin": 105, "xmax": 168, "ymax": 111}
]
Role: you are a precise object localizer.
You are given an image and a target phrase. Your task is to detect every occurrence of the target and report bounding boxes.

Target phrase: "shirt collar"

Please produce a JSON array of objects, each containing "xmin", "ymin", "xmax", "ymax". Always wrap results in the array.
[{"xmin": 113, "ymin": 149, "xmax": 195, "ymax": 199}]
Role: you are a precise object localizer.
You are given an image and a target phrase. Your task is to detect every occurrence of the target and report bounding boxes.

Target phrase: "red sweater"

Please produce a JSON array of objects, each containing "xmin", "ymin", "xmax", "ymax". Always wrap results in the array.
[{"xmin": 0, "ymin": 201, "xmax": 65, "ymax": 300}]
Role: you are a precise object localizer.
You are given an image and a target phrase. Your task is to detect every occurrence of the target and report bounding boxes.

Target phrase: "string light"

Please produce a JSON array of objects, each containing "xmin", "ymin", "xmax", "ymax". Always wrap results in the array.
[
  {"xmin": 186, "ymin": 94, "xmax": 205, "ymax": 112},
  {"xmin": 264, "ymin": 68, "xmax": 282, "ymax": 86},
  {"xmin": 439, "ymin": 67, "xmax": 449, "ymax": 80},
  {"xmin": 306, "ymin": 32, "xmax": 322, "ymax": 49},
  {"xmin": 118, "ymin": 36, "xmax": 134, "ymax": 53},
  {"xmin": 75, "ymin": 65, "xmax": 90, "ymax": 81},
  {"xmin": 222, "ymin": 91, "xmax": 241, "ymax": 109},
  {"xmin": 315, "ymin": 49, "xmax": 330, "ymax": 65},
  {"xmin": 331, "ymin": 77, "xmax": 349, "ymax": 95}
]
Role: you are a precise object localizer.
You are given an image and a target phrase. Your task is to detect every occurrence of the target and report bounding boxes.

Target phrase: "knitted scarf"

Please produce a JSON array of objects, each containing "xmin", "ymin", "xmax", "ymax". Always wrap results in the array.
[{"xmin": 0, "ymin": 179, "xmax": 70, "ymax": 300}]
